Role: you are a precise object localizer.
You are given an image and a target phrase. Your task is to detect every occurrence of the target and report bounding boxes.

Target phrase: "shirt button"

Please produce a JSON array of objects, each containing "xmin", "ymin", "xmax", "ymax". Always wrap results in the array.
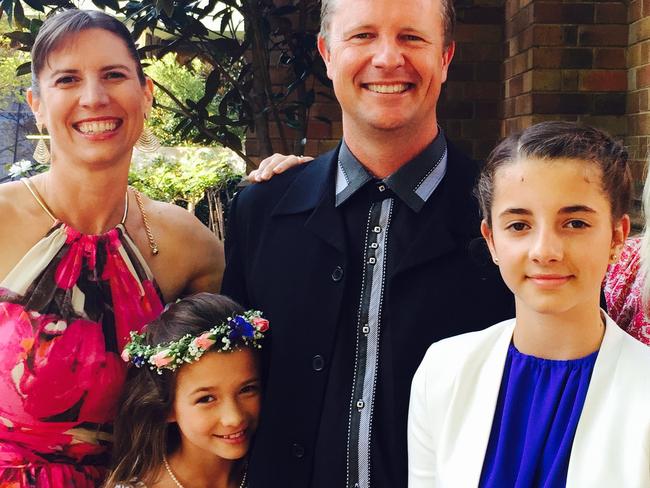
[
  {"xmin": 362, "ymin": 325, "xmax": 370, "ymax": 334},
  {"xmin": 356, "ymin": 399, "xmax": 365, "ymax": 410},
  {"xmin": 331, "ymin": 266, "xmax": 344, "ymax": 282},
  {"xmin": 312, "ymin": 355, "xmax": 325, "ymax": 372},
  {"xmin": 368, "ymin": 257, "xmax": 376, "ymax": 265},
  {"xmin": 377, "ymin": 184, "xmax": 386, "ymax": 192},
  {"xmin": 370, "ymin": 242, "xmax": 378, "ymax": 249},
  {"xmin": 292, "ymin": 442, "xmax": 305, "ymax": 458},
  {"xmin": 373, "ymin": 226, "xmax": 382, "ymax": 233}
]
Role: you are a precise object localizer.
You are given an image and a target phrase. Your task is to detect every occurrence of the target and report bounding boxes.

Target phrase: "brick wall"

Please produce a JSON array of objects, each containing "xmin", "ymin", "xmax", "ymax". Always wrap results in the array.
[
  {"xmin": 502, "ymin": 0, "xmax": 628, "ymax": 140},
  {"xmin": 628, "ymin": 0, "xmax": 650, "ymax": 221},
  {"xmin": 439, "ymin": 0, "xmax": 505, "ymax": 160}
]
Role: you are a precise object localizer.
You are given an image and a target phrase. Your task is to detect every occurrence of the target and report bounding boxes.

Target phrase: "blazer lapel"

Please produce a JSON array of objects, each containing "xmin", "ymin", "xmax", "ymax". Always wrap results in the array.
[
  {"xmin": 566, "ymin": 313, "xmax": 625, "ymax": 487},
  {"xmin": 445, "ymin": 321, "xmax": 514, "ymax": 487},
  {"xmin": 272, "ymin": 148, "xmax": 347, "ymax": 254}
]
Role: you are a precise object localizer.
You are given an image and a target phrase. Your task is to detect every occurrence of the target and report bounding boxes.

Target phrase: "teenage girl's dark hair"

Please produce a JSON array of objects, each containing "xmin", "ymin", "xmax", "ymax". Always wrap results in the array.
[
  {"xmin": 104, "ymin": 293, "xmax": 245, "ymax": 487},
  {"xmin": 476, "ymin": 121, "xmax": 632, "ymax": 226},
  {"xmin": 31, "ymin": 9, "xmax": 146, "ymax": 96}
]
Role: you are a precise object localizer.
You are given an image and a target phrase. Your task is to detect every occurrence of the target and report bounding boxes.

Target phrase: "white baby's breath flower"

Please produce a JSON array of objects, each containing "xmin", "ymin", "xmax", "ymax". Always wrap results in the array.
[{"xmin": 8, "ymin": 159, "xmax": 33, "ymax": 178}]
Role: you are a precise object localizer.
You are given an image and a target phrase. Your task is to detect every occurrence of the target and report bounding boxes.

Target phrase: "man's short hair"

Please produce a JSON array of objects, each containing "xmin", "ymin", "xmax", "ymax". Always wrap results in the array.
[{"xmin": 319, "ymin": 0, "xmax": 456, "ymax": 48}]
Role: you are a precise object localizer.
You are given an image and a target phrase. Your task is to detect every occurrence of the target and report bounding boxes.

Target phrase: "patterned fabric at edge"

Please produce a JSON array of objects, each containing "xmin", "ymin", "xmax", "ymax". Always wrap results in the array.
[
  {"xmin": 0, "ymin": 221, "xmax": 164, "ymax": 487},
  {"xmin": 604, "ymin": 237, "xmax": 650, "ymax": 345}
]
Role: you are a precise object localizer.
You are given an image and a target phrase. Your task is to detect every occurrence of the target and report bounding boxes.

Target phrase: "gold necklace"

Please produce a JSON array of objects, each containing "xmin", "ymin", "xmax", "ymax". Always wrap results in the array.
[{"xmin": 163, "ymin": 455, "xmax": 247, "ymax": 488}]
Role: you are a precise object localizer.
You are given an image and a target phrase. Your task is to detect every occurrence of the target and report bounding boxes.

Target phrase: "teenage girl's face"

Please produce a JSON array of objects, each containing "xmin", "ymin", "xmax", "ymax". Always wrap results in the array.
[
  {"xmin": 481, "ymin": 157, "xmax": 629, "ymax": 318},
  {"xmin": 170, "ymin": 349, "xmax": 261, "ymax": 461}
]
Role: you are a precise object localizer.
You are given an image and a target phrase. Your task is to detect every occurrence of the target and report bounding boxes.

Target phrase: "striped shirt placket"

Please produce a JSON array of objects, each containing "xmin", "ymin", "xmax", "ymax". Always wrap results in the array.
[{"xmin": 346, "ymin": 197, "xmax": 393, "ymax": 488}]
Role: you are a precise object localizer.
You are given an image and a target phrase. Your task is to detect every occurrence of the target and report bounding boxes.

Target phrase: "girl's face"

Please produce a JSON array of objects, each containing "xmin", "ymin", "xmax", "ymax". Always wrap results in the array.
[
  {"xmin": 27, "ymin": 28, "xmax": 153, "ymax": 168},
  {"xmin": 170, "ymin": 349, "xmax": 261, "ymax": 461},
  {"xmin": 481, "ymin": 157, "xmax": 629, "ymax": 318}
]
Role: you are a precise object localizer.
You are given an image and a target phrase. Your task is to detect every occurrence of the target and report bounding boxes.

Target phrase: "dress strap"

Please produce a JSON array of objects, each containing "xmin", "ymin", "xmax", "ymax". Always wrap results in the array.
[
  {"xmin": 20, "ymin": 177, "xmax": 57, "ymax": 223},
  {"xmin": 120, "ymin": 188, "xmax": 129, "ymax": 225},
  {"xmin": 22, "ymin": 177, "xmax": 129, "ymax": 227}
]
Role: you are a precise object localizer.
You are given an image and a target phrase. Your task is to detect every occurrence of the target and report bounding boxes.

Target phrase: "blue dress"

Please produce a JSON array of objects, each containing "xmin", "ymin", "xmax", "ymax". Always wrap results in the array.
[{"xmin": 479, "ymin": 344, "xmax": 598, "ymax": 488}]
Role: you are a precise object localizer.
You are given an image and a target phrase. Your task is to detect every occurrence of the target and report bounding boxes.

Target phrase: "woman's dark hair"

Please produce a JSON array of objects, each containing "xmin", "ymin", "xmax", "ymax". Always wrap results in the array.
[
  {"xmin": 476, "ymin": 121, "xmax": 632, "ymax": 226},
  {"xmin": 104, "ymin": 293, "xmax": 245, "ymax": 487},
  {"xmin": 31, "ymin": 9, "xmax": 146, "ymax": 96}
]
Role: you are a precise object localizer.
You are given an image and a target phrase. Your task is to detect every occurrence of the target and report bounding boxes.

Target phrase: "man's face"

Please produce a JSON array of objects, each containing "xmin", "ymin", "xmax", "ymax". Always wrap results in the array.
[{"xmin": 318, "ymin": 0, "xmax": 454, "ymax": 139}]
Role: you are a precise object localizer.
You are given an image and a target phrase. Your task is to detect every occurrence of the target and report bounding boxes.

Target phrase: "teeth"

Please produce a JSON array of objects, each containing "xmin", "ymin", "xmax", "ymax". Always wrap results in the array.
[
  {"xmin": 76, "ymin": 120, "xmax": 119, "ymax": 134},
  {"xmin": 220, "ymin": 431, "xmax": 245, "ymax": 439},
  {"xmin": 366, "ymin": 83, "xmax": 410, "ymax": 94}
]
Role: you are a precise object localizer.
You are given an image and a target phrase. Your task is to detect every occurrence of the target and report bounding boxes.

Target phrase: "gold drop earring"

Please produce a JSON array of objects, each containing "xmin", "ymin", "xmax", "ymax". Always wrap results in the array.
[
  {"xmin": 32, "ymin": 122, "xmax": 51, "ymax": 165},
  {"xmin": 134, "ymin": 114, "xmax": 161, "ymax": 153}
]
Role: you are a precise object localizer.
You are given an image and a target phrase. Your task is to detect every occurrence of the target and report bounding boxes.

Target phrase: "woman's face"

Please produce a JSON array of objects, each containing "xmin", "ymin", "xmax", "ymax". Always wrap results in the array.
[
  {"xmin": 170, "ymin": 349, "xmax": 261, "ymax": 461},
  {"xmin": 481, "ymin": 157, "xmax": 629, "ymax": 318},
  {"xmin": 27, "ymin": 28, "xmax": 153, "ymax": 168}
]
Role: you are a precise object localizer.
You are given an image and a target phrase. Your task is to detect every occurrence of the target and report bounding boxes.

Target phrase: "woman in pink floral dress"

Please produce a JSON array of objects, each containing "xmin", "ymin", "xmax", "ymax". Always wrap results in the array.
[
  {"xmin": 0, "ymin": 9, "xmax": 225, "ymax": 486},
  {"xmin": 604, "ymin": 235, "xmax": 650, "ymax": 345}
]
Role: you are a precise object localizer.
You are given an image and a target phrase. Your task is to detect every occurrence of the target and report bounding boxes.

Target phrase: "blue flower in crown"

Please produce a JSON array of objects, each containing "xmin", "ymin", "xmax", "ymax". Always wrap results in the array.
[
  {"xmin": 228, "ymin": 315, "xmax": 255, "ymax": 341},
  {"xmin": 133, "ymin": 355, "xmax": 146, "ymax": 368}
]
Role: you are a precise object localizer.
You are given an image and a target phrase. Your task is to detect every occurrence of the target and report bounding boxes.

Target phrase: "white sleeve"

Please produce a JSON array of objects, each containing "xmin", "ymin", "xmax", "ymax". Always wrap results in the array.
[{"xmin": 408, "ymin": 355, "xmax": 438, "ymax": 487}]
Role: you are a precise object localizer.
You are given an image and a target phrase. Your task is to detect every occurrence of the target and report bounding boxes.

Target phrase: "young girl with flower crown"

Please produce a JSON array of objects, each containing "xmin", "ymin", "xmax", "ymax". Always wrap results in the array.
[
  {"xmin": 104, "ymin": 293, "xmax": 269, "ymax": 488},
  {"xmin": 408, "ymin": 122, "xmax": 650, "ymax": 487}
]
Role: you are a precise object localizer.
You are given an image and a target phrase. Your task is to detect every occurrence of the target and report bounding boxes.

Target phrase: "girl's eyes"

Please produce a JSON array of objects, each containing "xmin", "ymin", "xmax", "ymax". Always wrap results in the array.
[
  {"xmin": 240, "ymin": 384, "xmax": 260, "ymax": 395},
  {"xmin": 196, "ymin": 395, "xmax": 215, "ymax": 404},
  {"xmin": 565, "ymin": 220, "xmax": 590, "ymax": 229},
  {"xmin": 506, "ymin": 222, "xmax": 529, "ymax": 232}
]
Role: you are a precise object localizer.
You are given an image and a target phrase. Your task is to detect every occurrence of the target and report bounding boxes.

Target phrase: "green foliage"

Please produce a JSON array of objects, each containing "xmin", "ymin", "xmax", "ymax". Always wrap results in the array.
[
  {"xmin": 0, "ymin": 18, "xmax": 29, "ymax": 108},
  {"xmin": 145, "ymin": 54, "xmax": 243, "ymax": 147},
  {"xmin": 128, "ymin": 149, "xmax": 242, "ymax": 211}
]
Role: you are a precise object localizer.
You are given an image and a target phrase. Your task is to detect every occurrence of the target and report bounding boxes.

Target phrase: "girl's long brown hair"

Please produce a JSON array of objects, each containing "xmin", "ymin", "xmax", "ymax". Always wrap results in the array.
[{"xmin": 104, "ymin": 293, "xmax": 244, "ymax": 487}]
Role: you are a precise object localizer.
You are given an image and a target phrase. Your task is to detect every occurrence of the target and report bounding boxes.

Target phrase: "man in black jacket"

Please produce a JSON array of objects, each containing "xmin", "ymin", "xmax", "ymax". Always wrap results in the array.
[{"xmin": 222, "ymin": 0, "xmax": 514, "ymax": 486}]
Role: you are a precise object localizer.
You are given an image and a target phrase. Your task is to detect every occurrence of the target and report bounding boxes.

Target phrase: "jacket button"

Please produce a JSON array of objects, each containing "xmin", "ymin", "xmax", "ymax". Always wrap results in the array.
[
  {"xmin": 331, "ymin": 266, "xmax": 344, "ymax": 282},
  {"xmin": 292, "ymin": 442, "xmax": 305, "ymax": 458},
  {"xmin": 312, "ymin": 355, "xmax": 325, "ymax": 371}
]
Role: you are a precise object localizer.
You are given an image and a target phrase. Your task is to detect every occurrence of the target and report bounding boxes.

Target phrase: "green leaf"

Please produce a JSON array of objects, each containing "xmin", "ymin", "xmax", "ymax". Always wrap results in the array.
[
  {"xmin": 4, "ymin": 30, "xmax": 33, "ymax": 46},
  {"xmin": 15, "ymin": 60, "xmax": 31, "ymax": 76},
  {"xmin": 1, "ymin": 0, "xmax": 14, "ymax": 25},
  {"xmin": 21, "ymin": 0, "xmax": 44, "ymax": 11},
  {"xmin": 13, "ymin": 0, "xmax": 27, "ymax": 29}
]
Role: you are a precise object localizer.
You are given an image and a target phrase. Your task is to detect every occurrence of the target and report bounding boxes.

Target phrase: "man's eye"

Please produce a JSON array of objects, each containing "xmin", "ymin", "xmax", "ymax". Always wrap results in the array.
[
  {"xmin": 353, "ymin": 33, "xmax": 373, "ymax": 39},
  {"xmin": 106, "ymin": 71, "xmax": 126, "ymax": 79},
  {"xmin": 241, "ymin": 384, "xmax": 260, "ymax": 395},
  {"xmin": 403, "ymin": 35, "xmax": 422, "ymax": 41}
]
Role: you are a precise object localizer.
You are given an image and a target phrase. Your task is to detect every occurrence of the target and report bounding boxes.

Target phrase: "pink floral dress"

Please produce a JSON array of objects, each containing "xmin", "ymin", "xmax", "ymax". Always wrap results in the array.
[
  {"xmin": 0, "ymin": 181, "xmax": 164, "ymax": 486},
  {"xmin": 604, "ymin": 237, "xmax": 650, "ymax": 346}
]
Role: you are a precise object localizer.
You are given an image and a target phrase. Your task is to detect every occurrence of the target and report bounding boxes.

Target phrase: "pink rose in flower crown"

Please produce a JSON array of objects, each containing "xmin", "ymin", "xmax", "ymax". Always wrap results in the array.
[
  {"xmin": 151, "ymin": 350, "xmax": 174, "ymax": 368},
  {"xmin": 252, "ymin": 317, "xmax": 270, "ymax": 332},
  {"xmin": 193, "ymin": 332, "xmax": 217, "ymax": 350},
  {"xmin": 120, "ymin": 349, "xmax": 130, "ymax": 362}
]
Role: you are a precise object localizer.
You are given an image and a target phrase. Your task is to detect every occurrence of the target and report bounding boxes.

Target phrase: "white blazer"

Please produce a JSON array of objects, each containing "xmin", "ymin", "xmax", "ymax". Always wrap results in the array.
[{"xmin": 408, "ymin": 314, "xmax": 650, "ymax": 487}]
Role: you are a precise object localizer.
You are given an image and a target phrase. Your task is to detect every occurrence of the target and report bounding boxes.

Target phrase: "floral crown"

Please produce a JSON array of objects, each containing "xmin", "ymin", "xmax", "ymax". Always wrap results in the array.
[{"xmin": 121, "ymin": 310, "xmax": 269, "ymax": 373}]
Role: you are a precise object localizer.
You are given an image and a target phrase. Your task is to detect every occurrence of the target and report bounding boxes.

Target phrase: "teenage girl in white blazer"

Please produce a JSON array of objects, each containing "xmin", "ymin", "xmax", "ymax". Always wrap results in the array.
[{"xmin": 408, "ymin": 121, "xmax": 650, "ymax": 488}]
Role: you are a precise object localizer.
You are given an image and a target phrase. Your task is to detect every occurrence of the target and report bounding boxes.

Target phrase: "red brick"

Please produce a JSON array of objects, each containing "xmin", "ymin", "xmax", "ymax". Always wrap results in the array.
[
  {"xmin": 533, "ymin": 2, "xmax": 594, "ymax": 23},
  {"xmin": 514, "ymin": 93, "xmax": 533, "ymax": 115},
  {"xmin": 643, "ymin": 0, "xmax": 650, "ymax": 17},
  {"xmin": 458, "ymin": 6, "xmax": 504, "ymax": 24},
  {"xmin": 593, "ymin": 48, "xmax": 626, "ymax": 69},
  {"xmin": 562, "ymin": 70, "xmax": 580, "ymax": 91},
  {"xmin": 636, "ymin": 65, "xmax": 650, "ymax": 88},
  {"xmin": 595, "ymin": 3, "xmax": 627, "ymax": 24},
  {"xmin": 507, "ymin": 74, "xmax": 525, "ymax": 97},
  {"xmin": 448, "ymin": 63, "xmax": 475, "ymax": 82},
  {"xmin": 532, "ymin": 93, "xmax": 591, "ymax": 114},
  {"xmin": 531, "ymin": 47, "xmax": 592, "ymax": 69},
  {"xmin": 631, "ymin": 0, "xmax": 643, "ymax": 22},
  {"xmin": 456, "ymin": 24, "xmax": 502, "ymax": 43},
  {"xmin": 592, "ymin": 93, "xmax": 627, "ymax": 114},
  {"xmin": 578, "ymin": 25, "xmax": 628, "ymax": 47},
  {"xmin": 579, "ymin": 70, "xmax": 627, "ymax": 91}
]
